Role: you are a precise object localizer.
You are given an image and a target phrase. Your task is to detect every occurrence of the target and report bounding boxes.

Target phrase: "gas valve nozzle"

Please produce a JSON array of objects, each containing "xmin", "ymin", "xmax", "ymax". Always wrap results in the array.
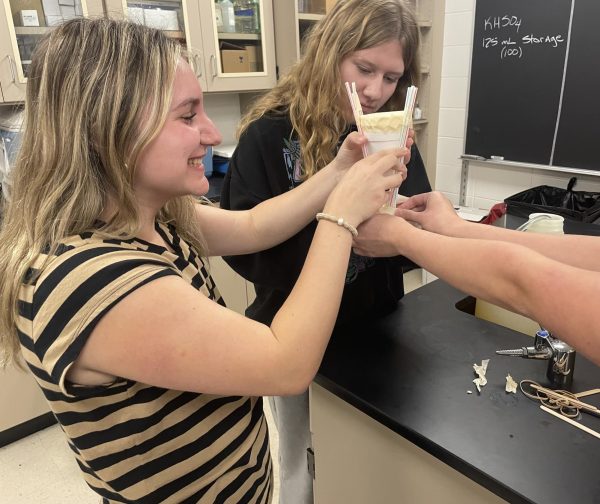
[
  {"xmin": 496, "ymin": 348, "xmax": 527, "ymax": 357},
  {"xmin": 496, "ymin": 347, "xmax": 553, "ymax": 359},
  {"xmin": 496, "ymin": 329, "xmax": 576, "ymax": 388}
]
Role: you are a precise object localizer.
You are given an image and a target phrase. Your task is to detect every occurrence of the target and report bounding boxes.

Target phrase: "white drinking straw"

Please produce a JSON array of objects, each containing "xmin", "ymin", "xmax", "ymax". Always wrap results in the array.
[
  {"xmin": 344, "ymin": 81, "xmax": 369, "ymax": 158},
  {"xmin": 389, "ymin": 85, "xmax": 418, "ymax": 208}
]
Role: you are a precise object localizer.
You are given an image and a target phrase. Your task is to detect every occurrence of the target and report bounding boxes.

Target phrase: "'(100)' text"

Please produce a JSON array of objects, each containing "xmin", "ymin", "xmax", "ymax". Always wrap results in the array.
[{"xmin": 483, "ymin": 33, "xmax": 566, "ymax": 60}]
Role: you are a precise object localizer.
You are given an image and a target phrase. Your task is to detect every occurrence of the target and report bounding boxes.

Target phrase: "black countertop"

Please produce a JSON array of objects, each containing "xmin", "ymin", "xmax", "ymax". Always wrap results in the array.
[{"xmin": 316, "ymin": 218, "xmax": 600, "ymax": 504}]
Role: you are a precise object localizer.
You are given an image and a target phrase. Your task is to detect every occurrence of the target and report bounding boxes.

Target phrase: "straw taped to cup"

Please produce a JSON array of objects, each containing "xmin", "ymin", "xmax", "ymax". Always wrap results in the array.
[{"xmin": 359, "ymin": 110, "xmax": 412, "ymax": 212}]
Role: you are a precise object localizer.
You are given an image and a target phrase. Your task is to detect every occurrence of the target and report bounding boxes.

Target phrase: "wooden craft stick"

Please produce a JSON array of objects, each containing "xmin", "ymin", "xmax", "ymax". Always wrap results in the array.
[
  {"xmin": 575, "ymin": 388, "xmax": 600, "ymax": 398},
  {"xmin": 540, "ymin": 405, "xmax": 600, "ymax": 440},
  {"xmin": 530, "ymin": 384, "xmax": 600, "ymax": 414}
]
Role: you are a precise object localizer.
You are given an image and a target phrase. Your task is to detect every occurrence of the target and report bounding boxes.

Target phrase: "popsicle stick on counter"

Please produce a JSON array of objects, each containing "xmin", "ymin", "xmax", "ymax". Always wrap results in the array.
[{"xmin": 540, "ymin": 405, "xmax": 600, "ymax": 440}]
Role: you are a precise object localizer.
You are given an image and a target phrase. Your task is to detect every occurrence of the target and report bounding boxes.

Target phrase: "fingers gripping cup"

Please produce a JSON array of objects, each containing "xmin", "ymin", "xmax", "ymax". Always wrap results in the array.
[{"xmin": 359, "ymin": 110, "xmax": 412, "ymax": 213}]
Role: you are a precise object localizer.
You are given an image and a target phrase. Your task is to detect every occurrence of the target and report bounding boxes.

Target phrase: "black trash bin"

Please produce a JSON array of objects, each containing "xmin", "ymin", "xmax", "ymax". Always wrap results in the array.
[{"xmin": 504, "ymin": 177, "xmax": 600, "ymax": 224}]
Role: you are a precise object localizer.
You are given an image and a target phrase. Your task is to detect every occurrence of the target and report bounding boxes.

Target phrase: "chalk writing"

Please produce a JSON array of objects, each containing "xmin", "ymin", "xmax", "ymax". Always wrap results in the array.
[
  {"xmin": 484, "ymin": 15, "xmax": 522, "ymax": 32},
  {"xmin": 522, "ymin": 33, "xmax": 565, "ymax": 48},
  {"xmin": 481, "ymin": 14, "xmax": 566, "ymax": 59}
]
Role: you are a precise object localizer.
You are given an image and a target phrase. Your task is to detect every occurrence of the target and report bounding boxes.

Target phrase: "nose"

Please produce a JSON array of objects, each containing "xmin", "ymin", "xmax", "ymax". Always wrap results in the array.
[
  {"xmin": 199, "ymin": 115, "xmax": 223, "ymax": 146},
  {"xmin": 362, "ymin": 76, "xmax": 384, "ymax": 102}
]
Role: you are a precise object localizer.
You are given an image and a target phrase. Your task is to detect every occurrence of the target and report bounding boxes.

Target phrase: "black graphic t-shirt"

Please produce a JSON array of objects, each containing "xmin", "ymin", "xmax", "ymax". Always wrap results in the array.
[{"xmin": 220, "ymin": 113, "xmax": 431, "ymax": 327}]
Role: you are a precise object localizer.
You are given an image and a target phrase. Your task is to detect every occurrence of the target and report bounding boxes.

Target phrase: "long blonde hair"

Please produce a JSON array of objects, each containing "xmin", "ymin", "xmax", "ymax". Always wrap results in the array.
[
  {"xmin": 238, "ymin": 0, "xmax": 420, "ymax": 177},
  {"xmin": 0, "ymin": 18, "xmax": 204, "ymax": 367}
]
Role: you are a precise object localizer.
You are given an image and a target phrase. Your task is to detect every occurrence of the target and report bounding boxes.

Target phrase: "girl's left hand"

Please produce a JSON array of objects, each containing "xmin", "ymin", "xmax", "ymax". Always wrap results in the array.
[{"xmin": 333, "ymin": 131, "xmax": 413, "ymax": 175}]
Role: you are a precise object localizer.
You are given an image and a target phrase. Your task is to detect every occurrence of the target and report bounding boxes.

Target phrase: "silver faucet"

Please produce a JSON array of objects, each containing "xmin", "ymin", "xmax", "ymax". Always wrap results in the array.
[{"xmin": 496, "ymin": 329, "xmax": 576, "ymax": 388}]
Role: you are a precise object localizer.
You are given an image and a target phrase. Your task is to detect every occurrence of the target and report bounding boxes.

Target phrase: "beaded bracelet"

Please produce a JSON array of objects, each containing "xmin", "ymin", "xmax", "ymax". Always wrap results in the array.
[{"xmin": 315, "ymin": 213, "xmax": 358, "ymax": 237}]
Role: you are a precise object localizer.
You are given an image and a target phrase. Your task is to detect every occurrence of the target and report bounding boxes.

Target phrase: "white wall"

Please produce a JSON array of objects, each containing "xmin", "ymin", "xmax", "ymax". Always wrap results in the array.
[
  {"xmin": 437, "ymin": 0, "xmax": 600, "ymax": 209},
  {"xmin": 203, "ymin": 93, "xmax": 242, "ymax": 146}
]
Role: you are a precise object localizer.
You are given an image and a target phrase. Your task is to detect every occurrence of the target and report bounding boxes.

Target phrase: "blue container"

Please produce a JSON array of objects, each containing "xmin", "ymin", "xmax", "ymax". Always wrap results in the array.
[
  {"xmin": 213, "ymin": 155, "xmax": 230, "ymax": 175},
  {"xmin": 203, "ymin": 146, "xmax": 213, "ymax": 177}
]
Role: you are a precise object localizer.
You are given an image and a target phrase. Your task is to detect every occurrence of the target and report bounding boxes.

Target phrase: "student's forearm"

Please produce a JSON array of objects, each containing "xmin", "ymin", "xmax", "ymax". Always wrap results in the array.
[
  {"xmin": 447, "ymin": 220, "xmax": 600, "ymax": 272},
  {"xmin": 269, "ymin": 221, "xmax": 352, "ymax": 392},
  {"xmin": 400, "ymin": 227, "xmax": 600, "ymax": 365},
  {"xmin": 201, "ymin": 163, "xmax": 341, "ymax": 257},
  {"xmin": 402, "ymin": 228, "xmax": 551, "ymax": 320},
  {"xmin": 247, "ymin": 164, "xmax": 340, "ymax": 250}
]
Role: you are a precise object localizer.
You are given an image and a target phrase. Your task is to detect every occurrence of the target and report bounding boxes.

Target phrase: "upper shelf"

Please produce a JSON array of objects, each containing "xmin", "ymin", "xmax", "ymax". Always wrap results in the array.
[
  {"xmin": 295, "ymin": 14, "xmax": 432, "ymax": 28},
  {"xmin": 217, "ymin": 32, "xmax": 261, "ymax": 41},
  {"xmin": 298, "ymin": 13, "xmax": 324, "ymax": 22},
  {"xmin": 14, "ymin": 27, "xmax": 49, "ymax": 36}
]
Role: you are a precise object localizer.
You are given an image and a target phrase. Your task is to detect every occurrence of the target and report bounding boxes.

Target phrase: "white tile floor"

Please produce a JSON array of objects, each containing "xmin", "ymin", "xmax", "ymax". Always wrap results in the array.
[{"xmin": 0, "ymin": 402, "xmax": 280, "ymax": 504}]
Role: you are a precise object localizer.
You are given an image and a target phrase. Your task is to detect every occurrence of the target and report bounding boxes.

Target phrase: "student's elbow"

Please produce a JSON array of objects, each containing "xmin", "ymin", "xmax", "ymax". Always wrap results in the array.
[{"xmin": 276, "ymin": 362, "xmax": 319, "ymax": 396}]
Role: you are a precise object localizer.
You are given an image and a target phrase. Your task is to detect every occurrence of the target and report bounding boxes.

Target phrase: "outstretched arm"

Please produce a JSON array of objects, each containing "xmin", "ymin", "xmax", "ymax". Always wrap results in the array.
[
  {"xmin": 396, "ymin": 191, "xmax": 600, "ymax": 272},
  {"xmin": 198, "ymin": 133, "xmax": 410, "ymax": 257},
  {"xmin": 354, "ymin": 213, "xmax": 600, "ymax": 366},
  {"xmin": 68, "ymin": 152, "xmax": 406, "ymax": 397}
]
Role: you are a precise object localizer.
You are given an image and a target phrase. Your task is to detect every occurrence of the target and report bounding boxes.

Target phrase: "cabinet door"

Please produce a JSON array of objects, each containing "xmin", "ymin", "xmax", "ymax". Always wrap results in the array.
[
  {"xmin": 198, "ymin": 0, "xmax": 275, "ymax": 92},
  {"xmin": 274, "ymin": 0, "xmax": 333, "ymax": 80},
  {"xmin": 0, "ymin": 0, "xmax": 102, "ymax": 103},
  {"xmin": 103, "ymin": 0, "xmax": 208, "ymax": 90}
]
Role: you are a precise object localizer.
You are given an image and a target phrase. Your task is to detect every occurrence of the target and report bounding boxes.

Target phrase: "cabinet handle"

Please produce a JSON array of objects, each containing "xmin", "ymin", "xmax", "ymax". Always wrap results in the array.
[
  {"xmin": 210, "ymin": 54, "xmax": 217, "ymax": 77},
  {"xmin": 7, "ymin": 56, "xmax": 17, "ymax": 83},
  {"xmin": 193, "ymin": 54, "xmax": 203, "ymax": 78}
]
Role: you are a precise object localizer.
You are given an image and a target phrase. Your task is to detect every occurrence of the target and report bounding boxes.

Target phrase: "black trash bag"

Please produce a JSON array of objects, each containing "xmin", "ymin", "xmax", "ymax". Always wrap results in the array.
[{"xmin": 504, "ymin": 177, "xmax": 600, "ymax": 223}]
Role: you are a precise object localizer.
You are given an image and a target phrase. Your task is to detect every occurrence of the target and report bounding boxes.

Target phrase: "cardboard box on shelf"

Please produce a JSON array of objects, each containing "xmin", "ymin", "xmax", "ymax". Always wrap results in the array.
[
  {"xmin": 244, "ymin": 45, "xmax": 260, "ymax": 72},
  {"xmin": 221, "ymin": 50, "xmax": 249, "ymax": 72},
  {"xmin": 220, "ymin": 41, "xmax": 249, "ymax": 73}
]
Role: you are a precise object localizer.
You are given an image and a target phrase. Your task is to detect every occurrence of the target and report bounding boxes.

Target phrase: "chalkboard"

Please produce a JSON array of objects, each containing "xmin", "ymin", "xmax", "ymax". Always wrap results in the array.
[{"xmin": 465, "ymin": 0, "xmax": 600, "ymax": 172}]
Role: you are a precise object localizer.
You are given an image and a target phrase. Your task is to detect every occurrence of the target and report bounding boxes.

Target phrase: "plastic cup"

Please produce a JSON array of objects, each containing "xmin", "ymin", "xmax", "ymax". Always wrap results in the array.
[
  {"xmin": 359, "ymin": 111, "xmax": 411, "ymax": 212},
  {"xmin": 522, "ymin": 212, "xmax": 564, "ymax": 234},
  {"xmin": 359, "ymin": 110, "xmax": 411, "ymax": 155}
]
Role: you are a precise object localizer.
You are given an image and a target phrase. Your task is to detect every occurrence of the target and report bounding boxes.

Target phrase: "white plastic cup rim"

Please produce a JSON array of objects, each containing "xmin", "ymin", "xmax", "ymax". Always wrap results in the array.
[
  {"xmin": 517, "ymin": 212, "xmax": 565, "ymax": 234},
  {"xmin": 528, "ymin": 212, "xmax": 564, "ymax": 222}
]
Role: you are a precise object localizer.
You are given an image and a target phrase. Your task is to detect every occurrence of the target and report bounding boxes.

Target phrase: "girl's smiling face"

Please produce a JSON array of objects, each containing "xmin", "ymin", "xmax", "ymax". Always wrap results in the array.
[{"xmin": 134, "ymin": 60, "xmax": 222, "ymax": 207}]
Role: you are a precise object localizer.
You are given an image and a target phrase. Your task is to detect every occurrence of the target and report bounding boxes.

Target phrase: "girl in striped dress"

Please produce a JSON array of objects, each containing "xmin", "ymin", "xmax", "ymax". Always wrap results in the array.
[{"xmin": 0, "ymin": 18, "xmax": 408, "ymax": 503}]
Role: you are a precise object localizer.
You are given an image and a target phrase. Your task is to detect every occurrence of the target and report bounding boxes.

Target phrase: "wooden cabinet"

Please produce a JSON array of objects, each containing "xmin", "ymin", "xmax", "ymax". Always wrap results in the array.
[
  {"xmin": 200, "ymin": 0, "xmax": 276, "ymax": 92},
  {"xmin": 273, "ymin": 0, "xmax": 332, "ymax": 79},
  {"xmin": 310, "ymin": 384, "xmax": 505, "ymax": 504},
  {"xmin": 273, "ymin": 0, "xmax": 443, "ymax": 186},
  {"xmin": 0, "ymin": 0, "xmax": 276, "ymax": 102},
  {"xmin": 0, "ymin": 0, "xmax": 103, "ymax": 102},
  {"xmin": 407, "ymin": 0, "xmax": 444, "ymax": 187},
  {"xmin": 103, "ymin": 0, "xmax": 276, "ymax": 93}
]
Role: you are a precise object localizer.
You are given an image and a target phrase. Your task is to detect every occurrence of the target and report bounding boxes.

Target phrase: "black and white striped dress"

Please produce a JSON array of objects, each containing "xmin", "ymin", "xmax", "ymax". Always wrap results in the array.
[{"xmin": 17, "ymin": 221, "xmax": 272, "ymax": 503}]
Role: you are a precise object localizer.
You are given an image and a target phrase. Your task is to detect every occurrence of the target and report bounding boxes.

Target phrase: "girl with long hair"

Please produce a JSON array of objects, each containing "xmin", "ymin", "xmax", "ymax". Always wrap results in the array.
[
  {"xmin": 0, "ymin": 17, "xmax": 407, "ymax": 502},
  {"xmin": 220, "ymin": 1, "xmax": 431, "ymax": 502}
]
